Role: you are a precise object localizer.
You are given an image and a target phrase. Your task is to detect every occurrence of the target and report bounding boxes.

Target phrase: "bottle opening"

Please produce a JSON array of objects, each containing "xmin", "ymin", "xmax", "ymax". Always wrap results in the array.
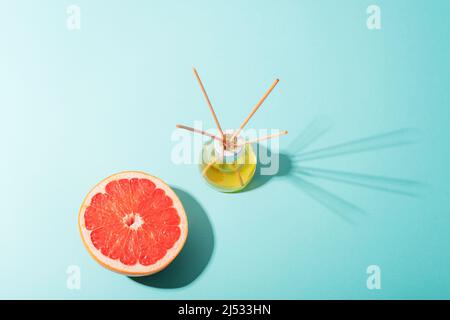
[{"xmin": 214, "ymin": 130, "xmax": 244, "ymax": 164}]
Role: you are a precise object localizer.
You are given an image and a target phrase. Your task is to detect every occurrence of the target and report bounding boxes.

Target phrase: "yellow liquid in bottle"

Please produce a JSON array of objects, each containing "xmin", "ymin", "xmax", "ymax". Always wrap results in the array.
[{"xmin": 200, "ymin": 139, "xmax": 257, "ymax": 192}]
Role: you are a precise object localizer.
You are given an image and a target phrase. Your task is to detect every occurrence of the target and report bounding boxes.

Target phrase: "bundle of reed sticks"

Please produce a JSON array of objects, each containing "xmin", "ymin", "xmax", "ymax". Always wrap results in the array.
[{"xmin": 177, "ymin": 67, "xmax": 288, "ymax": 148}]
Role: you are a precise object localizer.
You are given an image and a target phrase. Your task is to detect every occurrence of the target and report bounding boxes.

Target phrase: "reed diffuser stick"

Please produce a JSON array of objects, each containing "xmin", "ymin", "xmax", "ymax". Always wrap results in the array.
[
  {"xmin": 230, "ymin": 78, "xmax": 279, "ymax": 142},
  {"xmin": 235, "ymin": 130, "xmax": 288, "ymax": 147},
  {"xmin": 202, "ymin": 161, "xmax": 216, "ymax": 176},
  {"xmin": 237, "ymin": 172, "xmax": 244, "ymax": 187},
  {"xmin": 192, "ymin": 67, "xmax": 225, "ymax": 140},
  {"xmin": 176, "ymin": 124, "xmax": 223, "ymax": 141}
]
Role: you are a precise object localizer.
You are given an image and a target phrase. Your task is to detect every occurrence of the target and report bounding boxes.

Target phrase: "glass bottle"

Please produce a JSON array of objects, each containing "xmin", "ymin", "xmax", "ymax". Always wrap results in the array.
[{"xmin": 199, "ymin": 131, "xmax": 257, "ymax": 192}]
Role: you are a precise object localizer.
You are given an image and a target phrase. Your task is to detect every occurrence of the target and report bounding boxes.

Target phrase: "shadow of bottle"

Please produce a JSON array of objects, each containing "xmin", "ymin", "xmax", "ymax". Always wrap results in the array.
[
  {"xmin": 242, "ymin": 150, "xmax": 292, "ymax": 192},
  {"xmin": 129, "ymin": 187, "xmax": 214, "ymax": 288}
]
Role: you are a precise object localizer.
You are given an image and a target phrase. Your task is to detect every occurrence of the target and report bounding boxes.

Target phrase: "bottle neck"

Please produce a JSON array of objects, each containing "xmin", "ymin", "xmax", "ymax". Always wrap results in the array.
[{"xmin": 213, "ymin": 131, "xmax": 245, "ymax": 164}]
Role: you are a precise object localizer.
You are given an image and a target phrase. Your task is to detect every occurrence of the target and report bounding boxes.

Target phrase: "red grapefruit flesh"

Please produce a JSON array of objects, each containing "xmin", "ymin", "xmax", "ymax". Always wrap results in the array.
[{"xmin": 78, "ymin": 171, "xmax": 188, "ymax": 276}]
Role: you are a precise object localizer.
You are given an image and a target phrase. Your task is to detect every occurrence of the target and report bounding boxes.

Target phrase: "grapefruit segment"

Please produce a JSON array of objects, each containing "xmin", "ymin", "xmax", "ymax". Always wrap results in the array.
[{"xmin": 79, "ymin": 171, "xmax": 188, "ymax": 276}]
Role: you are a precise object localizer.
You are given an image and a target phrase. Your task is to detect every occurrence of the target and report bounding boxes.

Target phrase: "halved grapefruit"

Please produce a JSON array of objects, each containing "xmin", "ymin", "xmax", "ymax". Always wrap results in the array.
[{"xmin": 78, "ymin": 171, "xmax": 188, "ymax": 276}]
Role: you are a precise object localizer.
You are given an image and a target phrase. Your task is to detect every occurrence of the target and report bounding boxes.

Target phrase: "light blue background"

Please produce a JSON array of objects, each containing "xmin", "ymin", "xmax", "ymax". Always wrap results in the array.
[{"xmin": 1, "ymin": 0, "xmax": 449, "ymax": 299}]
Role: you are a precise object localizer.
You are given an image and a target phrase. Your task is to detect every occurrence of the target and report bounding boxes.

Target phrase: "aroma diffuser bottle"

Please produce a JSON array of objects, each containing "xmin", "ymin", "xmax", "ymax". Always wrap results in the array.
[
  {"xmin": 200, "ymin": 131, "xmax": 257, "ymax": 193},
  {"xmin": 176, "ymin": 67, "xmax": 287, "ymax": 193}
]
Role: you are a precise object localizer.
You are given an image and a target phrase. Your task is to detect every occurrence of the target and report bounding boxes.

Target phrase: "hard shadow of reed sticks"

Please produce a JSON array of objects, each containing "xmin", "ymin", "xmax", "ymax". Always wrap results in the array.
[
  {"xmin": 287, "ymin": 116, "xmax": 333, "ymax": 154},
  {"xmin": 242, "ymin": 120, "xmax": 422, "ymax": 223},
  {"xmin": 292, "ymin": 165, "xmax": 424, "ymax": 197},
  {"xmin": 129, "ymin": 187, "xmax": 214, "ymax": 288},
  {"xmin": 246, "ymin": 123, "xmax": 421, "ymax": 193},
  {"xmin": 244, "ymin": 152, "xmax": 365, "ymax": 223},
  {"xmin": 287, "ymin": 174, "xmax": 365, "ymax": 224},
  {"xmin": 293, "ymin": 128, "xmax": 421, "ymax": 162}
]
